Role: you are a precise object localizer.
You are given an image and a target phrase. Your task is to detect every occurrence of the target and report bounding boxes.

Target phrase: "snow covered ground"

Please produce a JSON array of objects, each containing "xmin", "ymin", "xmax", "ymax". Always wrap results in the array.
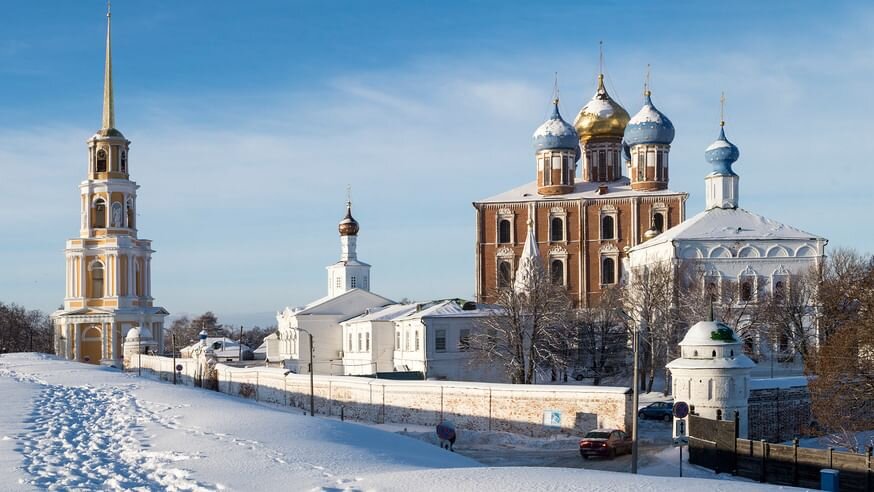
[{"xmin": 0, "ymin": 354, "xmax": 807, "ymax": 491}]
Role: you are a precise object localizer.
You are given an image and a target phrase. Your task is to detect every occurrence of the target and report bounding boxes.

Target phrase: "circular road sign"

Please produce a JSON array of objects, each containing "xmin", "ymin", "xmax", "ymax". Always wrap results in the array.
[
  {"xmin": 176, "ymin": 364, "xmax": 183, "ymax": 372},
  {"xmin": 673, "ymin": 401, "xmax": 689, "ymax": 419}
]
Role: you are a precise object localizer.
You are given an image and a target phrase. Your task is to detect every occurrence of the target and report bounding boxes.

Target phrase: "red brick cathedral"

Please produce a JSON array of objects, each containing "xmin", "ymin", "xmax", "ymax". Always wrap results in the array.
[{"xmin": 473, "ymin": 75, "xmax": 687, "ymax": 307}]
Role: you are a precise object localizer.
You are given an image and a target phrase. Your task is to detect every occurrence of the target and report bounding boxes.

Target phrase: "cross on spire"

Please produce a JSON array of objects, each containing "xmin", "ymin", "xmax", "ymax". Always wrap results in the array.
[
  {"xmin": 552, "ymin": 72, "xmax": 559, "ymax": 105},
  {"xmin": 599, "ymin": 40, "xmax": 604, "ymax": 75},
  {"xmin": 644, "ymin": 64, "xmax": 651, "ymax": 97},
  {"xmin": 720, "ymin": 91, "xmax": 726, "ymax": 127}
]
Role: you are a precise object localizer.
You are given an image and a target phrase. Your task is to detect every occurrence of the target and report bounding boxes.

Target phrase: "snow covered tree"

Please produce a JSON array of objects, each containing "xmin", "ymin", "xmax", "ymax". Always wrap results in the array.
[{"xmin": 571, "ymin": 285, "xmax": 629, "ymax": 385}]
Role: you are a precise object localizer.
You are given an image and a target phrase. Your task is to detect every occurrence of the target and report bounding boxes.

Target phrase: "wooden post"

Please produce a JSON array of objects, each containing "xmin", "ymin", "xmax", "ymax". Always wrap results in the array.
[
  {"xmin": 866, "ymin": 445, "xmax": 872, "ymax": 491},
  {"xmin": 792, "ymin": 437, "xmax": 799, "ymax": 486},
  {"xmin": 734, "ymin": 411, "xmax": 740, "ymax": 475},
  {"xmin": 828, "ymin": 447, "xmax": 833, "ymax": 470}
]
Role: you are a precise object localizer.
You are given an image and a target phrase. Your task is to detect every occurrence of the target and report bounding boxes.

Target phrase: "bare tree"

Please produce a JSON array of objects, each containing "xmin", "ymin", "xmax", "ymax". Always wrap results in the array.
[
  {"xmin": 0, "ymin": 302, "xmax": 54, "ymax": 354},
  {"xmin": 470, "ymin": 263, "xmax": 572, "ymax": 384},
  {"xmin": 806, "ymin": 248, "xmax": 874, "ymax": 451},
  {"xmin": 572, "ymin": 286, "xmax": 628, "ymax": 385},
  {"xmin": 623, "ymin": 261, "xmax": 679, "ymax": 393}
]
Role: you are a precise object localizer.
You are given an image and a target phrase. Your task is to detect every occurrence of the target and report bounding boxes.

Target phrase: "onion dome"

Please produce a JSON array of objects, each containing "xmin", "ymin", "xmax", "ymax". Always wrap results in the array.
[
  {"xmin": 532, "ymin": 100, "xmax": 579, "ymax": 151},
  {"xmin": 624, "ymin": 91, "xmax": 675, "ymax": 146},
  {"xmin": 705, "ymin": 124, "xmax": 740, "ymax": 176},
  {"xmin": 642, "ymin": 225, "xmax": 659, "ymax": 242},
  {"xmin": 338, "ymin": 202, "xmax": 359, "ymax": 236},
  {"xmin": 574, "ymin": 74, "xmax": 630, "ymax": 141}
]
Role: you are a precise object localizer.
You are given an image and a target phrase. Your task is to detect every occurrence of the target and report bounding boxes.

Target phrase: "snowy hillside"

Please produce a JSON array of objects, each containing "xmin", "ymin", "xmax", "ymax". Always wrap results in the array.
[{"xmin": 0, "ymin": 354, "xmax": 803, "ymax": 491}]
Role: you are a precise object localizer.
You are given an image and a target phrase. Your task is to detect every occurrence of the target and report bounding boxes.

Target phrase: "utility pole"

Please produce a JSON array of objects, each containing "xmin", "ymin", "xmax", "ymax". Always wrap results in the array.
[
  {"xmin": 171, "ymin": 334, "xmax": 177, "ymax": 385},
  {"xmin": 239, "ymin": 325, "xmax": 243, "ymax": 361},
  {"xmin": 309, "ymin": 331, "xmax": 314, "ymax": 417},
  {"xmin": 631, "ymin": 319, "xmax": 642, "ymax": 474}
]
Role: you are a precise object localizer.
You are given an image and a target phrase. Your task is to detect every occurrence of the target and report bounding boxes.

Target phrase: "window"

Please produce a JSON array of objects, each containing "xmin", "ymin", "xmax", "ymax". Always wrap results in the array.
[
  {"xmin": 601, "ymin": 216, "xmax": 614, "ymax": 240},
  {"xmin": 707, "ymin": 379, "xmax": 713, "ymax": 400},
  {"xmin": 774, "ymin": 281, "xmax": 785, "ymax": 302},
  {"xmin": 364, "ymin": 276, "xmax": 368, "ymax": 289},
  {"xmin": 96, "ymin": 149, "xmax": 107, "ymax": 173},
  {"xmin": 656, "ymin": 152, "xmax": 664, "ymax": 181},
  {"xmin": 551, "ymin": 259, "xmax": 564, "ymax": 285},
  {"xmin": 542, "ymin": 156, "xmax": 551, "ymax": 185},
  {"xmin": 435, "ymin": 329, "xmax": 446, "ymax": 352},
  {"xmin": 550, "ymin": 217, "xmax": 564, "ymax": 242},
  {"xmin": 395, "ymin": 330, "xmax": 400, "ymax": 350},
  {"xmin": 93, "ymin": 199, "xmax": 106, "ymax": 228},
  {"xmin": 91, "ymin": 262, "xmax": 104, "ymax": 298},
  {"xmin": 120, "ymin": 151, "xmax": 127, "ymax": 172},
  {"xmin": 601, "ymin": 257, "xmax": 616, "ymax": 285},
  {"xmin": 498, "ymin": 261, "xmax": 512, "ymax": 289},
  {"xmin": 357, "ymin": 333, "xmax": 362, "ymax": 352},
  {"xmin": 404, "ymin": 330, "xmax": 410, "ymax": 351},
  {"xmin": 365, "ymin": 332, "xmax": 370, "ymax": 351},
  {"xmin": 459, "ymin": 329, "xmax": 471, "ymax": 351},
  {"xmin": 636, "ymin": 152, "xmax": 644, "ymax": 181},
  {"xmin": 598, "ymin": 150, "xmax": 606, "ymax": 179},
  {"xmin": 498, "ymin": 219, "xmax": 511, "ymax": 244},
  {"xmin": 653, "ymin": 213, "xmax": 664, "ymax": 233},
  {"xmin": 348, "ymin": 333, "xmax": 353, "ymax": 352},
  {"xmin": 126, "ymin": 199, "xmax": 135, "ymax": 228},
  {"xmin": 351, "ymin": 276, "xmax": 357, "ymax": 288},
  {"xmin": 414, "ymin": 330, "xmax": 420, "ymax": 351},
  {"xmin": 707, "ymin": 282, "xmax": 718, "ymax": 302},
  {"xmin": 741, "ymin": 281, "xmax": 752, "ymax": 302},
  {"xmin": 135, "ymin": 262, "xmax": 142, "ymax": 296},
  {"xmin": 336, "ymin": 277, "xmax": 342, "ymax": 289}
]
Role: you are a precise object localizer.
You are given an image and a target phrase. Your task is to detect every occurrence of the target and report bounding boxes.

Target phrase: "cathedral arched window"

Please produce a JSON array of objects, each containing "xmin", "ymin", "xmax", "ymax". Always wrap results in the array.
[
  {"xmin": 92, "ymin": 199, "xmax": 106, "ymax": 229},
  {"xmin": 498, "ymin": 220, "xmax": 511, "ymax": 244},
  {"xmin": 774, "ymin": 281, "xmax": 785, "ymax": 303},
  {"xmin": 653, "ymin": 213, "xmax": 665, "ymax": 233},
  {"xmin": 96, "ymin": 149, "xmax": 107, "ymax": 173},
  {"xmin": 498, "ymin": 261, "xmax": 512, "ymax": 289},
  {"xmin": 90, "ymin": 261, "xmax": 104, "ymax": 298},
  {"xmin": 550, "ymin": 217, "xmax": 564, "ymax": 242},
  {"xmin": 120, "ymin": 151, "xmax": 127, "ymax": 173},
  {"xmin": 601, "ymin": 257, "xmax": 616, "ymax": 285},
  {"xmin": 741, "ymin": 281, "xmax": 753, "ymax": 302},
  {"xmin": 550, "ymin": 259, "xmax": 564, "ymax": 286},
  {"xmin": 601, "ymin": 216, "xmax": 615, "ymax": 240},
  {"xmin": 126, "ymin": 198, "xmax": 135, "ymax": 229}
]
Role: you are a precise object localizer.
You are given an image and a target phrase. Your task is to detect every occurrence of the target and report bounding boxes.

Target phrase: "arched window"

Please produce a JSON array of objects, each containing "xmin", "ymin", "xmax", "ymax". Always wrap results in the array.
[
  {"xmin": 707, "ymin": 282, "xmax": 718, "ymax": 302},
  {"xmin": 498, "ymin": 261, "xmax": 512, "ymax": 289},
  {"xmin": 741, "ymin": 281, "xmax": 753, "ymax": 302},
  {"xmin": 601, "ymin": 216, "xmax": 615, "ymax": 240},
  {"xmin": 120, "ymin": 151, "xmax": 127, "ymax": 173},
  {"xmin": 551, "ymin": 259, "xmax": 564, "ymax": 285},
  {"xmin": 712, "ymin": 350, "xmax": 717, "ymax": 357},
  {"xmin": 653, "ymin": 213, "xmax": 665, "ymax": 233},
  {"xmin": 357, "ymin": 333, "xmax": 362, "ymax": 351},
  {"xmin": 96, "ymin": 149, "xmax": 107, "ymax": 173},
  {"xmin": 550, "ymin": 217, "xmax": 564, "ymax": 242},
  {"xmin": 93, "ymin": 199, "xmax": 106, "ymax": 228},
  {"xmin": 716, "ymin": 409, "xmax": 723, "ymax": 421},
  {"xmin": 707, "ymin": 379, "xmax": 713, "ymax": 400},
  {"xmin": 498, "ymin": 219, "xmax": 511, "ymax": 244},
  {"xmin": 601, "ymin": 257, "xmax": 615, "ymax": 285},
  {"xmin": 774, "ymin": 281, "xmax": 785, "ymax": 303},
  {"xmin": 90, "ymin": 262, "xmax": 104, "ymax": 298},
  {"xmin": 135, "ymin": 261, "xmax": 143, "ymax": 297}
]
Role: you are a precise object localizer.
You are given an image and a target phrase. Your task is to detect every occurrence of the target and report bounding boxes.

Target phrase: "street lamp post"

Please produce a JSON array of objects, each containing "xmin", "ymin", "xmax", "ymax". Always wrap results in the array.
[
  {"xmin": 620, "ymin": 310, "xmax": 642, "ymax": 474},
  {"xmin": 297, "ymin": 328, "xmax": 315, "ymax": 417}
]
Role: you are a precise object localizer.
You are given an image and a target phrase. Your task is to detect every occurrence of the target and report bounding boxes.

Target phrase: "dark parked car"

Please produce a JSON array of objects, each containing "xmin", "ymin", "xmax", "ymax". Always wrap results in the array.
[
  {"xmin": 579, "ymin": 429, "xmax": 632, "ymax": 459},
  {"xmin": 638, "ymin": 401, "xmax": 674, "ymax": 421}
]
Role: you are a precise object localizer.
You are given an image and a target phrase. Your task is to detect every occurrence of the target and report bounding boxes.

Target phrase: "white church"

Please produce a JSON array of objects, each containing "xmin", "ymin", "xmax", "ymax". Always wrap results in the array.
[
  {"xmin": 626, "ymin": 118, "xmax": 827, "ymax": 360},
  {"xmin": 268, "ymin": 202, "xmax": 502, "ymax": 381}
]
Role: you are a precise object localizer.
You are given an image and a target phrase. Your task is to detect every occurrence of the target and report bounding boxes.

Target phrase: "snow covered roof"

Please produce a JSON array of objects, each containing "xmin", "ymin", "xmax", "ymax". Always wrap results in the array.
[
  {"xmin": 630, "ymin": 207, "xmax": 823, "ymax": 252},
  {"xmin": 679, "ymin": 321, "xmax": 739, "ymax": 346},
  {"xmin": 749, "ymin": 376, "xmax": 808, "ymax": 390},
  {"xmin": 514, "ymin": 219, "xmax": 541, "ymax": 293},
  {"xmin": 624, "ymin": 92, "xmax": 675, "ymax": 146},
  {"xmin": 344, "ymin": 303, "xmax": 421, "ymax": 323},
  {"xmin": 475, "ymin": 177, "xmax": 685, "ymax": 204},
  {"xmin": 281, "ymin": 289, "xmax": 394, "ymax": 317},
  {"xmin": 396, "ymin": 300, "xmax": 501, "ymax": 321},
  {"xmin": 532, "ymin": 102, "xmax": 578, "ymax": 151},
  {"xmin": 181, "ymin": 337, "xmax": 252, "ymax": 358}
]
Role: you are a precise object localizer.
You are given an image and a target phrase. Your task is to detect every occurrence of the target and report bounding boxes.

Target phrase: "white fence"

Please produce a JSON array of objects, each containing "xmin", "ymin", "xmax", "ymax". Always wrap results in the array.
[{"xmin": 132, "ymin": 355, "xmax": 632, "ymax": 437}]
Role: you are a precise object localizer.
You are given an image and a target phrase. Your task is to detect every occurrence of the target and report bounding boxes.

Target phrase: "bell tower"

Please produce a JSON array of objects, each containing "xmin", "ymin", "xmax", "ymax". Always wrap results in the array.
[
  {"xmin": 52, "ymin": 6, "xmax": 168, "ymax": 366},
  {"xmin": 326, "ymin": 200, "xmax": 372, "ymax": 297}
]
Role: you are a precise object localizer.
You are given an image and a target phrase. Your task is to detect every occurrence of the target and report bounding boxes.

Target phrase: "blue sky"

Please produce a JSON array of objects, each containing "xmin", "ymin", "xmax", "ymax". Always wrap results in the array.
[{"xmin": 1, "ymin": 1, "xmax": 872, "ymax": 327}]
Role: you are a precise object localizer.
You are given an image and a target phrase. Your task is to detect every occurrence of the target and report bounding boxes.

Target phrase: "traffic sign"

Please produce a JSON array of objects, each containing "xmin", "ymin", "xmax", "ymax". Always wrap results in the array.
[
  {"xmin": 176, "ymin": 364, "xmax": 183, "ymax": 372},
  {"xmin": 673, "ymin": 401, "xmax": 689, "ymax": 419}
]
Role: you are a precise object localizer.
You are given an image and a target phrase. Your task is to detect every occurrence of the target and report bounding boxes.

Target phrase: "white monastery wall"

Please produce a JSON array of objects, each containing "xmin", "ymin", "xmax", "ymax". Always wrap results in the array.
[{"xmin": 131, "ymin": 355, "xmax": 631, "ymax": 437}]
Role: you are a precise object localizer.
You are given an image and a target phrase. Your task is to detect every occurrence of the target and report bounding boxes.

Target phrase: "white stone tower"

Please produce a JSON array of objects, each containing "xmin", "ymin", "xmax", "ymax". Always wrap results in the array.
[
  {"xmin": 52, "ymin": 6, "xmax": 168, "ymax": 365},
  {"xmin": 666, "ymin": 320, "xmax": 755, "ymax": 438},
  {"xmin": 326, "ymin": 201, "xmax": 371, "ymax": 297}
]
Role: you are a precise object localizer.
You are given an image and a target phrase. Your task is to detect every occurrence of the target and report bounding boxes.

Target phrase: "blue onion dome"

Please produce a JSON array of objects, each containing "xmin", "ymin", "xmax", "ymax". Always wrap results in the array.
[
  {"xmin": 705, "ymin": 124, "xmax": 740, "ymax": 176},
  {"xmin": 573, "ymin": 74, "xmax": 630, "ymax": 141},
  {"xmin": 532, "ymin": 99, "xmax": 579, "ymax": 151},
  {"xmin": 624, "ymin": 91, "xmax": 675, "ymax": 146}
]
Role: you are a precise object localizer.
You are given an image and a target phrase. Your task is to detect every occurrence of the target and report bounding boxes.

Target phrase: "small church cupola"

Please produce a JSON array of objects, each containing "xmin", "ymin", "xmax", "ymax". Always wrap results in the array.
[
  {"xmin": 327, "ymin": 198, "xmax": 372, "ymax": 297},
  {"xmin": 574, "ymin": 73, "xmax": 630, "ymax": 183},
  {"xmin": 533, "ymin": 92, "xmax": 579, "ymax": 196},
  {"xmin": 625, "ymin": 80, "xmax": 675, "ymax": 191},
  {"xmin": 705, "ymin": 97, "xmax": 741, "ymax": 210}
]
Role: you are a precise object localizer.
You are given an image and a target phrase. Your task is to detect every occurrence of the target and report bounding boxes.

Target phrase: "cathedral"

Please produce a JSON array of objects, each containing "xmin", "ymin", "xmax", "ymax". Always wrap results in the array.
[
  {"xmin": 473, "ymin": 74, "xmax": 687, "ymax": 307},
  {"xmin": 51, "ymin": 9, "xmax": 167, "ymax": 365}
]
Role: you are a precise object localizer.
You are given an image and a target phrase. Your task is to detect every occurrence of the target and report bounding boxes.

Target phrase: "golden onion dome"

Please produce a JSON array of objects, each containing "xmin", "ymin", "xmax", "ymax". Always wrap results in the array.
[
  {"xmin": 338, "ymin": 202, "xmax": 359, "ymax": 236},
  {"xmin": 642, "ymin": 225, "xmax": 660, "ymax": 242},
  {"xmin": 573, "ymin": 74, "xmax": 630, "ymax": 141}
]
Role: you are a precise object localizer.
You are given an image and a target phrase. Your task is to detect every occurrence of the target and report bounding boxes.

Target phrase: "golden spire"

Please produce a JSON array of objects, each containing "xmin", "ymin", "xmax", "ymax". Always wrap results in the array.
[
  {"xmin": 102, "ymin": 1, "xmax": 115, "ymax": 131},
  {"xmin": 720, "ymin": 91, "xmax": 726, "ymax": 127}
]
